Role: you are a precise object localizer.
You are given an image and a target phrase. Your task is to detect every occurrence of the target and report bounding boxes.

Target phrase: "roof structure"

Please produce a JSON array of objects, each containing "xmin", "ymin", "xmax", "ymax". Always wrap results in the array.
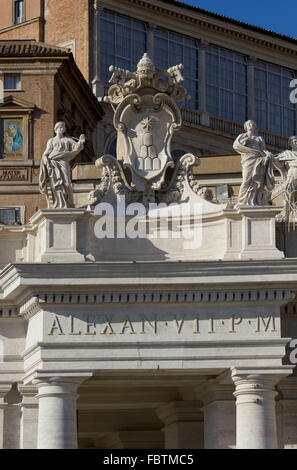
[
  {"xmin": 0, "ymin": 39, "xmax": 72, "ymax": 57},
  {"xmin": 160, "ymin": 0, "xmax": 297, "ymax": 45}
]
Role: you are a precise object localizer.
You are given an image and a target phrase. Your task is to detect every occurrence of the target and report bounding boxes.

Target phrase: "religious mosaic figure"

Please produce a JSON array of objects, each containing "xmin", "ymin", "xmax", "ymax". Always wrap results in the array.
[
  {"xmin": 9, "ymin": 123, "xmax": 23, "ymax": 151},
  {"xmin": 39, "ymin": 121, "xmax": 85, "ymax": 208},
  {"xmin": 233, "ymin": 120, "xmax": 275, "ymax": 206},
  {"xmin": 3, "ymin": 120, "xmax": 23, "ymax": 153}
]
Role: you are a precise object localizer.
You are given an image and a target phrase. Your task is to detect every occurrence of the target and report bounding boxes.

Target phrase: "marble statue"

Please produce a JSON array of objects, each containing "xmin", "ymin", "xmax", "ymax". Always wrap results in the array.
[
  {"xmin": 276, "ymin": 136, "xmax": 297, "ymax": 225},
  {"xmin": 39, "ymin": 121, "xmax": 85, "ymax": 208},
  {"xmin": 233, "ymin": 120, "xmax": 275, "ymax": 206}
]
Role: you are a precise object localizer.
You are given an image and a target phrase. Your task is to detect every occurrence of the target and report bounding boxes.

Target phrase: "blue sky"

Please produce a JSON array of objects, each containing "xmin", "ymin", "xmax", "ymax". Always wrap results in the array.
[{"xmin": 179, "ymin": 0, "xmax": 297, "ymax": 39}]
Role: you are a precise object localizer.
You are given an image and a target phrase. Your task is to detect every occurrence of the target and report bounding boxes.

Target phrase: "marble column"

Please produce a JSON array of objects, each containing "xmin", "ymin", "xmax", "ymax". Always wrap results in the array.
[
  {"xmin": 34, "ymin": 378, "xmax": 83, "ymax": 449},
  {"xmin": 196, "ymin": 379, "xmax": 236, "ymax": 449},
  {"xmin": 231, "ymin": 368, "xmax": 284, "ymax": 449},
  {"xmin": 0, "ymin": 383, "xmax": 11, "ymax": 449},
  {"xmin": 278, "ymin": 377, "xmax": 297, "ymax": 449},
  {"xmin": 156, "ymin": 401, "xmax": 203, "ymax": 449},
  {"xmin": 18, "ymin": 385, "xmax": 38, "ymax": 449}
]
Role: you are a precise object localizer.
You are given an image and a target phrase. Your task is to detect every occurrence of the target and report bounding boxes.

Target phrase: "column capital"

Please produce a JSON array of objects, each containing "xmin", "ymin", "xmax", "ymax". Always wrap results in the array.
[
  {"xmin": 33, "ymin": 377, "xmax": 86, "ymax": 400},
  {"xmin": 231, "ymin": 366, "xmax": 294, "ymax": 390}
]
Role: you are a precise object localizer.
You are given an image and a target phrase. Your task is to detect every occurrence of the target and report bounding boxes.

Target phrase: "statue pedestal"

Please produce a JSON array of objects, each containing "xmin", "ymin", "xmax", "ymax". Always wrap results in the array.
[
  {"xmin": 28, "ymin": 205, "xmax": 284, "ymax": 263},
  {"xmin": 224, "ymin": 206, "xmax": 284, "ymax": 261},
  {"xmin": 30, "ymin": 209, "xmax": 92, "ymax": 263}
]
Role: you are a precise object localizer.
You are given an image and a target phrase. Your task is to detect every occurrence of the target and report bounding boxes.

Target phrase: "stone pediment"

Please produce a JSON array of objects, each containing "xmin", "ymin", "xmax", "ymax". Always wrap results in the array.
[{"xmin": 0, "ymin": 95, "xmax": 35, "ymax": 112}]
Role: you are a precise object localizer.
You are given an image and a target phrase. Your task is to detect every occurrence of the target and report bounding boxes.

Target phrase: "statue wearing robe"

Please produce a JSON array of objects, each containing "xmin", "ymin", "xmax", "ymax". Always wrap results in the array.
[
  {"xmin": 39, "ymin": 122, "xmax": 85, "ymax": 208},
  {"xmin": 233, "ymin": 120, "xmax": 275, "ymax": 206}
]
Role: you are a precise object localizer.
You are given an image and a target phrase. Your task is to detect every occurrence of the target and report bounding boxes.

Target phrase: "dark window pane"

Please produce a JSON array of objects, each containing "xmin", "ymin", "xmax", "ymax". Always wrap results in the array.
[
  {"xmin": 220, "ymin": 58, "xmax": 233, "ymax": 90},
  {"xmin": 154, "ymin": 27, "xmax": 199, "ymax": 109},
  {"xmin": 283, "ymin": 108, "xmax": 296, "ymax": 136},
  {"xmin": 269, "ymin": 104, "xmax": 281, "ymax": 134},
  {"xmin": 255, "ymin": 60, "xmax": 296, "ymax": 135},
  {"xmin": 206, "ymin": 85, "xmax": 219, "ymax": 115},
  {"xmin": 100, "ymin": 10, "xmax": 146, "ymax": 83},
  {"xmin": 234, "ymin": 94, "xmax": 247, "ymax": 123},
  {"xmin": 255, "ymin": 99, "xmax": 267, "ymax": 130},
  {"xmin": 14, "ymin": 0, "xmax": 24, "ymax": 24},
  {"xmin": 268, "ymin": 74, "xmax": 281, "ymax": 104},
  {"xmin": 221, "ymin": 89, "xmax": 233, "ymax": 119},
  {"xmin": 206, "ymin": 44, "xmax": 247, "ymax": 121},
  {"xmin": 4, "ymin": 74, "xmax": 21, "ymax": 90}
]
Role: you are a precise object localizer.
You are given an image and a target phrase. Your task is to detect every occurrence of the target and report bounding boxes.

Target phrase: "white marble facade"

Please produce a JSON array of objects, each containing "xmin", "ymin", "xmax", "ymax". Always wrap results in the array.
[
  {"xmin": 0, "ymin": 55, "xmax": 297, "ymax": 450},
  {"xmin": 0, "ymin": 256, "xmax": 297, "ymax": 449}
]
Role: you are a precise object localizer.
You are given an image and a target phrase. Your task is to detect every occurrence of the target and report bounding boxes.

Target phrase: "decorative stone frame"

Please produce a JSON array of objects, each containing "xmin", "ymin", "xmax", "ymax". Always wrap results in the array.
[{"xmin": 0, "ymin": 95, "xmax": 34, "ymax": 161}]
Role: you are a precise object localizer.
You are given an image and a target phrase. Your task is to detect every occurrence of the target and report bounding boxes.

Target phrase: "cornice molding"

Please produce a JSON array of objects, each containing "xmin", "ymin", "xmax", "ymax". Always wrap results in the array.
[
  {"xmin": 14, "ymin": 288, "xmax": 296, "ymax": 320},
  {"xmin": 19, "ymin": 296, "xmax": 41, "ymax": 320},
  {"xmin": 0, "ymin": 306, "xmax": 18, "ymax": 318},
  {"xmin": 115, "ymin": 0, "xmax": 297, "ymax": 58}
]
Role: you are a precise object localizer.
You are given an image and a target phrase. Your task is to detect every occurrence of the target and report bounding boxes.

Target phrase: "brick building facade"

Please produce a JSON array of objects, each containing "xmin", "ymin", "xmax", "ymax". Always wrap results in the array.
[{"xmin": 0, "ymin": 39, "xmax": 104, "ymax": 222}]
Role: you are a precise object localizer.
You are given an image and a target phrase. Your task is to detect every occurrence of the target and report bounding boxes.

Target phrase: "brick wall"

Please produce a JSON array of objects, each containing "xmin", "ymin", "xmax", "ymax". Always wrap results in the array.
[
  {"xmin": 0, "ymin": 19, "xmax": 44, "ymax": 41},
  {"xmin": 3, "ymin": 71, "xmax": 56, "ymax": 161},
  {"xmin": 45, "ymin": 0, "xmax": 90, "ymax": 82}
]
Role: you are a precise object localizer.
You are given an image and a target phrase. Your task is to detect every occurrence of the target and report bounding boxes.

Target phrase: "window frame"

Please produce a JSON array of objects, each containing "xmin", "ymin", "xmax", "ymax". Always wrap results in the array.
[
  {"xmin": 0, "ymin": 205, "xmax": 25, "ymax": 225},
  {"xmin": 3, "ymin": 74, "xmax": 22, "ymax": 91},
  {"xmin": 254, "ymin": 60, "xmax": 296, "ymax": 137},
  {"xmin": 205, "ymin": 44, "xmax": 248, "ymax": 123},
  {"xmin": 154, "ymin": 27, "xmax": 199, "ymax": 110},
  {"xmin": 100, "ymin": 9, "xmax": 147, "ymax": 85},
  {"xmin": 98, "ymin": 9, "xmax": 297, "ymax": 137},
  {"xmin": 13, "ymin": 0, "xmax": 25, "ymax": 25}
]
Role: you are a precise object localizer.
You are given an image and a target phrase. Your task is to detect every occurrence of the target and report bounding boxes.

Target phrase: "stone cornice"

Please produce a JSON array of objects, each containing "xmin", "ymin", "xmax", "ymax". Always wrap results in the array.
[
  {"xmin": 1, "ymin": 260, "xmax": 297, "ymax": 296},
  {"xmin": 8, "ymin": 286, "xmax": 296, "ymax": 320},
  {"xmin": 19, "ymin": 296, "xmax": 41, "ymax": 320},
  {"xmin": 19, "ymin": 288, "xmax": 295, "ymax": 312},
  {"xmin": 109, "ymin": 0, "xmax": 297, "ymax": 59},
  {"xmin": 1, "ymin": 261, "xmax": 297, "ymax": 305},
  {"xmin": 0, "ymin": 306, "xmax": 19, "ymax": 318}
]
